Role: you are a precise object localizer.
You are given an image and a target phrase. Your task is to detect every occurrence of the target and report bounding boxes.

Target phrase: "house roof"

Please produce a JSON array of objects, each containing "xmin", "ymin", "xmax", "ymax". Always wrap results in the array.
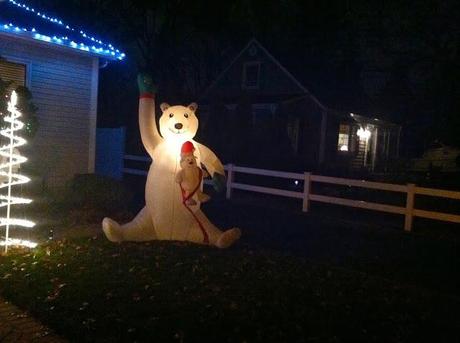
[
  {"xmin": 262, "ymin": 41, "xmax": 401, "ymax": 124},
  {"xmin": 201, "ymin": 39, "xmax": 326, "ymax": 110},
  {"xmin": 348, "ymin": 113, "xmax": 400, "ymax": 129},
  {"xmin": 247, "ymin": 39, "xmax": 326, "ymax": 110},
  {"xmin": 205, "ymin": 38, "xmax": 399, "ymax": 126},
  {"xmin": 0, "ymin": 0, "xmax": 125, "ymax": 61}
]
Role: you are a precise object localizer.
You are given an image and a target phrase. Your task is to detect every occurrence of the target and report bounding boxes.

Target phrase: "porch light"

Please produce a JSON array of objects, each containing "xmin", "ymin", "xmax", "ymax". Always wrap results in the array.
[{"xmin": 357, "ymin": 127, "xmax": 371, "ymax": 140}]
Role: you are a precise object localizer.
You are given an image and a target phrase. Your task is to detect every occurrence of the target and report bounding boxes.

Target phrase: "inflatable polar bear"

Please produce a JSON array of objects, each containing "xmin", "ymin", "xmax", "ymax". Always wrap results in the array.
[{"xmin": 102, "ymin": 74, "xmax": 241, "ymax": 248}]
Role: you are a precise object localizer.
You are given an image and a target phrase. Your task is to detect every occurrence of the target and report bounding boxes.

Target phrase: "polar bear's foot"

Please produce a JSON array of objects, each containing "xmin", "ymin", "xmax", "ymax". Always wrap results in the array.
[
  {"xmin": 102, "ymin": 217, "xmax": 124, "ymax": 243},
  {"xmin": 215, "ymin": 228, "xmax": 241, "ymax": 249}
]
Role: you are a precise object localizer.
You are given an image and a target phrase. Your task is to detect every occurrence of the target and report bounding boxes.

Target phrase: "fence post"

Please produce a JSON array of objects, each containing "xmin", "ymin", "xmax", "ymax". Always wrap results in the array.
[
  {"xmin": 226, "ymin": 164, "xmax": 234, "ymax": 199},
  {"xmin": 404, "ymin": 183, "xmax": 416, "ymax": 232},
  {"xmin": 302, "ymin": 172, "xmax": 311, "ymax": 212}
]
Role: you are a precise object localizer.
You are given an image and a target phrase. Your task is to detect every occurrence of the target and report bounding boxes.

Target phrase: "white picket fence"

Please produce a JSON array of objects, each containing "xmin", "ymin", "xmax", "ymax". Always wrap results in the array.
[{"xmin": 123, "ymin": 155, "xmax": 460, "ymax": 232}]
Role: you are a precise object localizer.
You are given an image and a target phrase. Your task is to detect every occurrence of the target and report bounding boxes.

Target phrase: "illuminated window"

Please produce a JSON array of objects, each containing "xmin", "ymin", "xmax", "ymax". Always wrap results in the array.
[
  {"xmin": 242, "ymin": 62, "xmax": 260, "ymax": 89},
  {"xmin": 0, "ymin": 60, "xmax": 26, "ymax": 91},
  {"xmin": 337, "ymin": 124, "xmax": 350, "ymax": 151}
]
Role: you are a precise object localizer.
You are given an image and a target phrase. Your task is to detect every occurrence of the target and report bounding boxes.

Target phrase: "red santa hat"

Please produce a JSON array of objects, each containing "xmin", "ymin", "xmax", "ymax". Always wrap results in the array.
[{"xmin": 181, "ymin": 141, "xmax": 195, "ymax": 155}]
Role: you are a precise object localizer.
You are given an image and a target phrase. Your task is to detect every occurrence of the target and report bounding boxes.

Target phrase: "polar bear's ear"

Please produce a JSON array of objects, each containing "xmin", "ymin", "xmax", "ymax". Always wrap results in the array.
[
  {"xmin": 160, "ymin": 103, "xmax": 170, "ymax": 112},
  {"xmin": 188, "ymin": 102, "xmax": 198, "ymax": 113}
]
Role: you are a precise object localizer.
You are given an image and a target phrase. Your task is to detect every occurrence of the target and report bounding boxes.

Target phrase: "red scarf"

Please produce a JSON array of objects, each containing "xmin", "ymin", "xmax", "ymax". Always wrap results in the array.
[{"xmin": 179, "ymin": 168, "xmax": 209, "ymax": 244}]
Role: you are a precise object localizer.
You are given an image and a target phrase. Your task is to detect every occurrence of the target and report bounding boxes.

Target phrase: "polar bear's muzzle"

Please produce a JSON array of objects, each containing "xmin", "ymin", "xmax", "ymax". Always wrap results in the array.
[{"xmin": 168, "ymin": 122, "xmax": 187, "ymax": 134}]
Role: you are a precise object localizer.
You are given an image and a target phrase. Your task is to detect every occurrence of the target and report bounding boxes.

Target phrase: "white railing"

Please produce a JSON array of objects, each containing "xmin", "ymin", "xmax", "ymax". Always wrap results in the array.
[{"xmin": 123, "ymin": 156, "xmax": 460, "ymax": 232}]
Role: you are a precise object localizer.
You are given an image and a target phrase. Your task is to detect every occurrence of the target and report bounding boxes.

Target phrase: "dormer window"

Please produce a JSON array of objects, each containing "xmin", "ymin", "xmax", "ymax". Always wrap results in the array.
[{"xmin": 242, "ymin": 61, "xmax": 260, "ymax": 90}]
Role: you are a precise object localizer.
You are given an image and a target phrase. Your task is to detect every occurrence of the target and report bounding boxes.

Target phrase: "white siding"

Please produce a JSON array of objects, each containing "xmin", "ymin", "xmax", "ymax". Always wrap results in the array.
[{"xmin": 0, "ymin": 34, "xmax": 99, "ymax": 187}]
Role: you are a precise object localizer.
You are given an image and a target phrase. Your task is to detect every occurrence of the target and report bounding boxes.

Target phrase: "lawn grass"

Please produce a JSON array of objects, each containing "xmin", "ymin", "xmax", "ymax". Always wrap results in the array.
[
  {"xmin": 0, "ymin": 235, "xmax": 459, "ymax": 343},
  {"xmin": 1, "ymin": 192, "xmax": 459, "ymax": 343}
]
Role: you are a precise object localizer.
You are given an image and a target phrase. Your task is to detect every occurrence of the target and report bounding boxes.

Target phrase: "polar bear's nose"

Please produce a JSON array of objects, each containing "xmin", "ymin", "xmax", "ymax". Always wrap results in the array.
[{"xmin": 175, "ymin": 123, "xmax": 183, "ymax": 130}]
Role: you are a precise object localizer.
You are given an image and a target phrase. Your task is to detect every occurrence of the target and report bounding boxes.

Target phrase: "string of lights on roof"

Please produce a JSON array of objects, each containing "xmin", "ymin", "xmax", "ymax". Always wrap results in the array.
[{"xmin": 0, "ymin": 0, "xmax": 125, "ymax": 60}]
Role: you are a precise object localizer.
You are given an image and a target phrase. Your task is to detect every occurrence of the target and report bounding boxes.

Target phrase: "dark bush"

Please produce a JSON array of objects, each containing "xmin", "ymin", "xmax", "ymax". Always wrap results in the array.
[{"xmin": 64, "ymin": 174, "xmax": 133, "ymax": 213}]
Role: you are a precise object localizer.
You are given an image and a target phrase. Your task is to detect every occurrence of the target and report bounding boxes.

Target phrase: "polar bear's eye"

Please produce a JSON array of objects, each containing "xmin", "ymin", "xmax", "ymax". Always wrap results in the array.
[
  {"xmin": 169, "ymin": 113, "xmax": 174, "ymax": 118},
  {"xmin": 184, "ymin": 113, "xmax": 189, "ymax": 118}
]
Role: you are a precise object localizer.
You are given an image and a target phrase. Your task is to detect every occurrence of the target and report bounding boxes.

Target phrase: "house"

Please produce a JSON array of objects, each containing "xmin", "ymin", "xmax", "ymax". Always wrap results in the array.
[
  {"xmin": 0, "ymin": 0, "xmax": 125, "ymax": 187},
  {"xmin": 200, "ymin": 39, "xmax": 401, "ymax": 173}
]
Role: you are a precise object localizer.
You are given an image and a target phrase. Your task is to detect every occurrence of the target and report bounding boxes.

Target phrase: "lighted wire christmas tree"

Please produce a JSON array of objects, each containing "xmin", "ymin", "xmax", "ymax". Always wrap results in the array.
[{"xmin": 0, "ymin": 90, "xmax": 36, "ymax": 254}]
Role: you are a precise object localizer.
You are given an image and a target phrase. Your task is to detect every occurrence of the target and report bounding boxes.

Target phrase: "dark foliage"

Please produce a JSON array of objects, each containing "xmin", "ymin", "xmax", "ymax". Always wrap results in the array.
[
  {"xmin": 63, "ymin": 174, "xmax": 133, "ymax": 213},
  {"xmin": 0, "ymin": 77, "xmax": 39, "ymax": 138}
]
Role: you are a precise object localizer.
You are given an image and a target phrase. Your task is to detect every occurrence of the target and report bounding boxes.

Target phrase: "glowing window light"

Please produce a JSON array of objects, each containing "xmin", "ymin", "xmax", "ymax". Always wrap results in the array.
[
  {"xmin": 0, "ymin": 91, "xmax": 36, "ymax": 254},
  {"xmin": 357, "ymin": 127, "xmax": 371, "ymax": 140},
  {"xmin": 1, "ymin": 0, "xmax": 125, "ymax": 60},
  {"xmin": 337, "ymin": 124, "xmax": 350, "ymax": 151}
]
